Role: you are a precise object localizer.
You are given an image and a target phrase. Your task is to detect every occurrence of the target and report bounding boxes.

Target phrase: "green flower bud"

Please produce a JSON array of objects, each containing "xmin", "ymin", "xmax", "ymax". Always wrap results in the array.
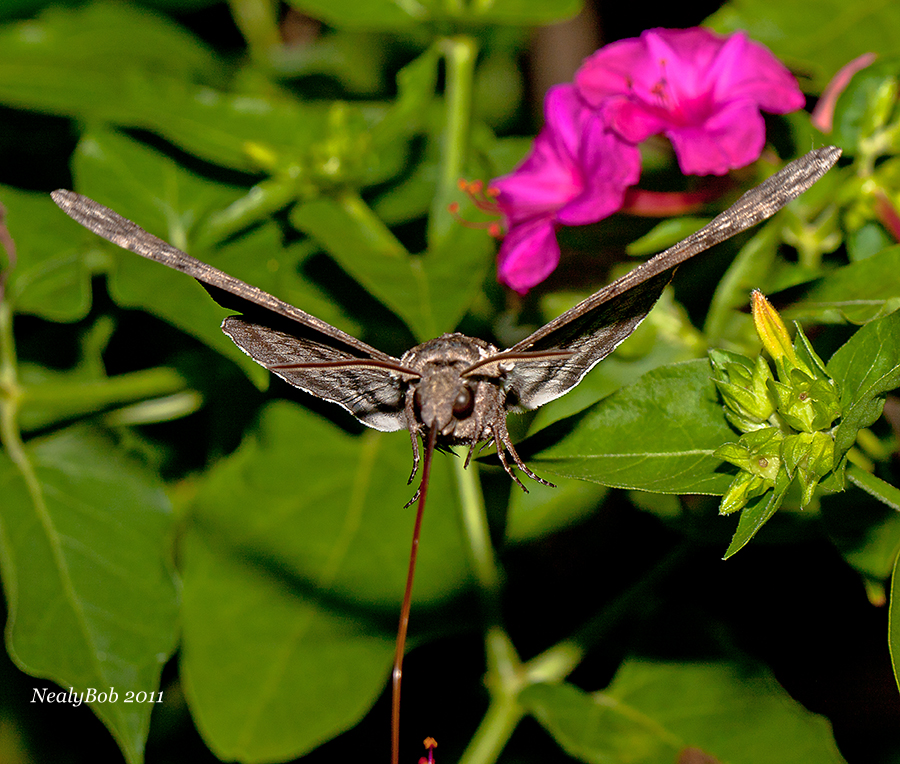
[
  {"xmin": 719, "ymin": 471, "xmax": 770, "ymax": 515},
  {"xmin": 715, "ymin": 427, "xmax": 783, "ymax": 482},
  {"xmin": 769, "ymin": 371, "xmax": 841, "ymax": 433},
  {"xmin": 783, "ymin": 431, "xmax": 836, "ymax": 506},
  {"xmin": 710, "ymin": 350, "xmax": 775, "ymax": 432}
]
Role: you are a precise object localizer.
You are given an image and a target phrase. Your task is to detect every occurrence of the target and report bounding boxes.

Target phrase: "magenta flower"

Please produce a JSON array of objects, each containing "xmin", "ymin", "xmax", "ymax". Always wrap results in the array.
[
  {"xmin": 575, "ymin": 28, "xmax": 806, "ymax": 176},
  {"xmin": 491, "ymin": 84, "xmax": 640, "ymax": 293}
]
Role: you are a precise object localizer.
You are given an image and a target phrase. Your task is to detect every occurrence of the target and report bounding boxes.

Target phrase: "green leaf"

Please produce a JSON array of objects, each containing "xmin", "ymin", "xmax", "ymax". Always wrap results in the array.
[
  {"xmin": 723, "ymin": 470, "xmax": 791, "ymax": 558},
  {"xmin": 0, "ymin": 425, "xmax": 179, "ymax": 764},
  {"xmin": 707, "ymin": 0, "xmax": 900, "ymax": 92},
  {"xmin": 474, "ymin": 0, "xmax": 583, "ymax": 24},
  {"xmin": 522, "ymin": 660, "xmax": 845, "ymax": 763},
  {"xmin": 292, "ymin": 195, "xmax": 491, "ymax": 340},
  {"xmin": 830, "ymin": 59, "xmax": 900, "ymax": 155},
  {"xmin": 1, "ymin": 185, "xmax": 93, "ymax": 322},
  {"xmin": 848, "ymin": 463, "xmax": 900, "ymax": 510},
  {"xmin": 0, "ymin": 5, "xmax": 393, "ymax": 175},
  {"xmin": 180, "ymin": 529, "xmax": 393, "ymax": 763},
  {"xmin": 890, "ymin": 546, "xmax": 900, "ymax": 694},
  {"xmin": 287, "ymin": 0, "xmax": 582, "ymax": 28},
  {"xmin": 180, "ymin": 401, "xmax": 472, "ymax": 760},
  {"xmin": 286, "ymin": 0, "xmax": 426, "ymax": 29},
  {"xmin": 784, "ymin": 245, "xmax": 900, "ymax": 324},
  {"xmin": 506, "ymin": 478, "xmax": 608, "ymax": 543},
  {"xmin": 527, "ymin": 360, "xmax": 736, "ymax": 495},
  {"xmin": 0, "ymin": 2, "xmax": 219, "ymax": 85},
  {"xmin": 529, "ymin": 290, "xmax": 706, "ymax": 431},
  {"xmin": 626, "ymin": 216, "xmax": 711, "ymax": 257},
  {"xmin": 822, "ymin": 481, "xmax": 900, "ymax": 581},
  {"xmin": 370, "ymin": 44, "xmax": 440, "ymax": 148},
  {"xmin": 827, "ymin": 310, "xmax": 900, "ymax": 458}
]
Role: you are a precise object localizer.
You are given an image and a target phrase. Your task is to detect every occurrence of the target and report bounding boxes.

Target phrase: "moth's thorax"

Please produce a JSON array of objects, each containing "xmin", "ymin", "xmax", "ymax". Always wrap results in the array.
[{"xmin": 400, "ymin": 333, "xmax": 504, "ymax": 442}]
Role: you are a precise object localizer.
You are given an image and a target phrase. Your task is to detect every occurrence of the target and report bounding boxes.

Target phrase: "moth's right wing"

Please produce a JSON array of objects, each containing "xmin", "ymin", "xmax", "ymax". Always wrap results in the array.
[
  {"xmin": 52, "ymin": 190, "xmax": 408, "ymax": 431},
  {"xmin": 501, "ymin": 145, "xmax": 842, "ymax": 411}
]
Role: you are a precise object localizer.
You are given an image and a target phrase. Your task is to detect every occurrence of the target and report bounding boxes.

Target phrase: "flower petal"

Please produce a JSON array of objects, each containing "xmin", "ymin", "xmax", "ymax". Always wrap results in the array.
[
  {"xmin": 667, "ymin": 100, "xmax": 766, "ymax": 176},
  {"xmin": 497, "ymin": 216, "xmax": 561, "ymax": 294},
  {"xmin": 574, "ymin": 27, "xmax": 804, "ymax": 174},
  {"xmin": 559, "ymin": 116, "xmax": 641, "ymax": 224}
]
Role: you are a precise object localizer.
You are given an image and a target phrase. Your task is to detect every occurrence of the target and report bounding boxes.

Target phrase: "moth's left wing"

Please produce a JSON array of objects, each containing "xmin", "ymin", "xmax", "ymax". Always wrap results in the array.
[
  {"xmin": 51, "ymin": 190, "xmax": 410, "ymax": 431},
  {"xmin": 222, "ymin": 318, "xmax": 409, "ymax": 431},
  {"xmin": 504, "ymin": 145, "xmax": 842, "ymax": 410}
]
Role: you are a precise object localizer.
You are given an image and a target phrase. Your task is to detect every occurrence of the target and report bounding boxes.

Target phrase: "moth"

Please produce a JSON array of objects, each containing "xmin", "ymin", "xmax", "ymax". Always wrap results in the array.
[{"xmin": 52, "ymin": 144, "xmax": 840, "ymax": 763}]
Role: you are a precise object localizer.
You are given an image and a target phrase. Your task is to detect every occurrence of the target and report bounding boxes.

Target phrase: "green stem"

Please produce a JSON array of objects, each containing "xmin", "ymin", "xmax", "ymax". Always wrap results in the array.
[
  {"xmin": 195, "ymin": 177, "xmax": 302, "ymax": 250},
  {"xmin": 228, "ymin": 0, "xmax": 281, "ymax": 63},
  {"xmin": 458, "ymin": 628, "xmax": 525, "ymax": 764},
  {"xmin": 23, "ymin": 367, "xmax": 186, "ymax": 410},
  {"xmin": 451, "ymin": 448, "xmax": 502, "ymax": 618},
  {"xmin": 430, "ymin": 36, "xmax": 478, "ymax": 247},
  {"xmin": 0, "ymin": 300, "xmax": 43, "ymax": 513}
]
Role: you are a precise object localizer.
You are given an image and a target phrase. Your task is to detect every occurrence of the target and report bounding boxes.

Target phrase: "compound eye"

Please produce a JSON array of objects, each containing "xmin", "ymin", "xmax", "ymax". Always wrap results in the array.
[{"xmin": 452, "ymin": 386, "xmax": 475, "ymax": 420}]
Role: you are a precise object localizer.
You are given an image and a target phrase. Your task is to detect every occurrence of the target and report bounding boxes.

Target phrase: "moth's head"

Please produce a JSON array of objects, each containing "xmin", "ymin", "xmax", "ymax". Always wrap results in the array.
[
  {"xmin": 413, "ymin": 372, "xmax": 477, "ymax": 436},
  {"xmin": 402, "ymin": 333, "xmax": 501, "ymax": 441}
]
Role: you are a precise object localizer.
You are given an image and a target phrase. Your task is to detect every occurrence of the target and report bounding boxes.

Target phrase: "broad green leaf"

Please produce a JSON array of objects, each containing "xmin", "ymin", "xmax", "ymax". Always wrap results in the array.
[
  {"xmin": 287, "ymin": 0, "xmax": 426, "ymax": 29},
  {"xmin": 822, "ymin": 478, "xmax": 900, "ymax": 582},
  {"xmin": 288, "ymin": 0, "xmax": 581, "ymax": 28},
  {"xmin": 370, "ymin": 44, "xmax": 440, "ymax": 148},
  {"xmin": 292, "ymin": 196, "xmax": 491, "ymax": 340},
  {"xmin": 891, "ymin": 547, "xmax": 900, "ymax": 693},
  {"xmin": 69, "ymin": 130, "xmax": 356, "ymax": 386},
  {"xmin": 180, "ymin": 529, "xmax": 393, "ymax": 763},
  {"xmin": 707, "ymin": 0, "xmax": 900, "ymax": 92},
  {"xmin": 474, "ymin": 0, "xmax": 583, "ymax": 25},
  {"xmin": 723, "ymin": 470, "xmax": 791, "ymax": 559},
  {"xmin": 522, "ymin": 660, "xmax": 844, "ymax": 763},
  {"xmin": 180, "ymin": 401, "xmax": 472, "ymax": 760},
  {"xmin": 784, "ymin": 245, "xmax": 900, "ymax": 324},
  {"xmin": 827, "ymin": 310, "xmax": 900, "ymax": 458},
  {"xmin": 506, "ymin": 478, "xmax": 607, "ymax": 542},
  {"xmin": 529, "ymin": 291, "xmax": 706, "ymax": 431},
  {"xmin": 527, "ymin": 360, "xmax": 735, "ymax": 495},
  {"xmin": 0, "ymin": 2, "xmax": 219, "ymax": 84},
  {"xmin": 272, "ymin": 30, "xmax": 389, "ymax": 94},
  {"xmin": 1, "ymin": 185, "xmax": 93, "ymax": 322},
  {"xmin": 0, "ymin": 5, "xmax": 399, "ymax": 176},
  {"xmin": 830, "ymin": 59, "xmax": 900, "ymax": 155},
  {"xmin": 0, "ymin": 425, "xmax": 179, "ymax": 764},
  {"xmin": 626, "ymin": 216, "xmax": 711, "ymax": 257}
]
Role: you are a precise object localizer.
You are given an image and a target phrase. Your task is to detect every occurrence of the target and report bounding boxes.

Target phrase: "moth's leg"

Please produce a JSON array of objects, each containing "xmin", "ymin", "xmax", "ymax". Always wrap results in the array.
[
  {"xmin": 491, "ymin": 424, "xmax": 528, "ymax": 492},
  {"xmin": 463, "ymin": 441, "xmax": 478, "ymax": 469},
  {"xmin": 407, "ymin": 430, "xmax": 421, "ymax": 485},
  {"xmin": 404, "ymin": 394, "xmax": 420, "ymax": 485},
  {"xmin": 491, "ymin": 419, "xmax": 556, "ymax": 490},
  {"xmin": 403, "ymin": 482, "xmax": 421, "ymax": 509}
]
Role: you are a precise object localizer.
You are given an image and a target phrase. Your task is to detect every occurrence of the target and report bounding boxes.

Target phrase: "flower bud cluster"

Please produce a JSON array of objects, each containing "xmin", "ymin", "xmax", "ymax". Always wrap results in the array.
[{"xmin": 711, "ymin": 292, "xmax": 842, "ymax": 514}]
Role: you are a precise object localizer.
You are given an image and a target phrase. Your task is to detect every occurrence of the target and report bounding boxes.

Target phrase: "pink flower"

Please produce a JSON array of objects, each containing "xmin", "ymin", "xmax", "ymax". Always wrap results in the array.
[
  {"xmin": 575, "ymin": 28, "xmax": 806, "ymax": 176},
  {"xmin": 491, "ymin": 84, "xmax": 640, "ymax": 293}
]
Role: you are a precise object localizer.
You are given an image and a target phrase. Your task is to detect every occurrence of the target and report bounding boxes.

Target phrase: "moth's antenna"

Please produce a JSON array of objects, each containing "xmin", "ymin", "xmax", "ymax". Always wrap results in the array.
[
  {"xmin": 392, "ymin": 424, "xmax": 437, "ymax": 764},
  {"xmin": 269, "ymin": 358, "xmax": 420, "ymax": 377}
]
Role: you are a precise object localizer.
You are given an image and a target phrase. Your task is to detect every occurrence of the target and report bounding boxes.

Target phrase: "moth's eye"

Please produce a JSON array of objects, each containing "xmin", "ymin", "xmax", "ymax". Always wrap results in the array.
[{"xmin": 452, "ymin": 386, "xmax": 475, "ymax": 419}]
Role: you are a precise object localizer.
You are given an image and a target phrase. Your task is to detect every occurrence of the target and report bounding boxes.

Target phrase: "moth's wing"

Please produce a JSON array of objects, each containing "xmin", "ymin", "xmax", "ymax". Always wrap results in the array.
[
  {"xmin": 51, "ymin": 190, "xmax": 408, "ymax": 431},
  {"xmin": 505, "ymin": 145, "xmax": 842, "ymax": 410},
  {"xmin": 222, "ymin": 318, "xmax": 406, "ymax": 431}
]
